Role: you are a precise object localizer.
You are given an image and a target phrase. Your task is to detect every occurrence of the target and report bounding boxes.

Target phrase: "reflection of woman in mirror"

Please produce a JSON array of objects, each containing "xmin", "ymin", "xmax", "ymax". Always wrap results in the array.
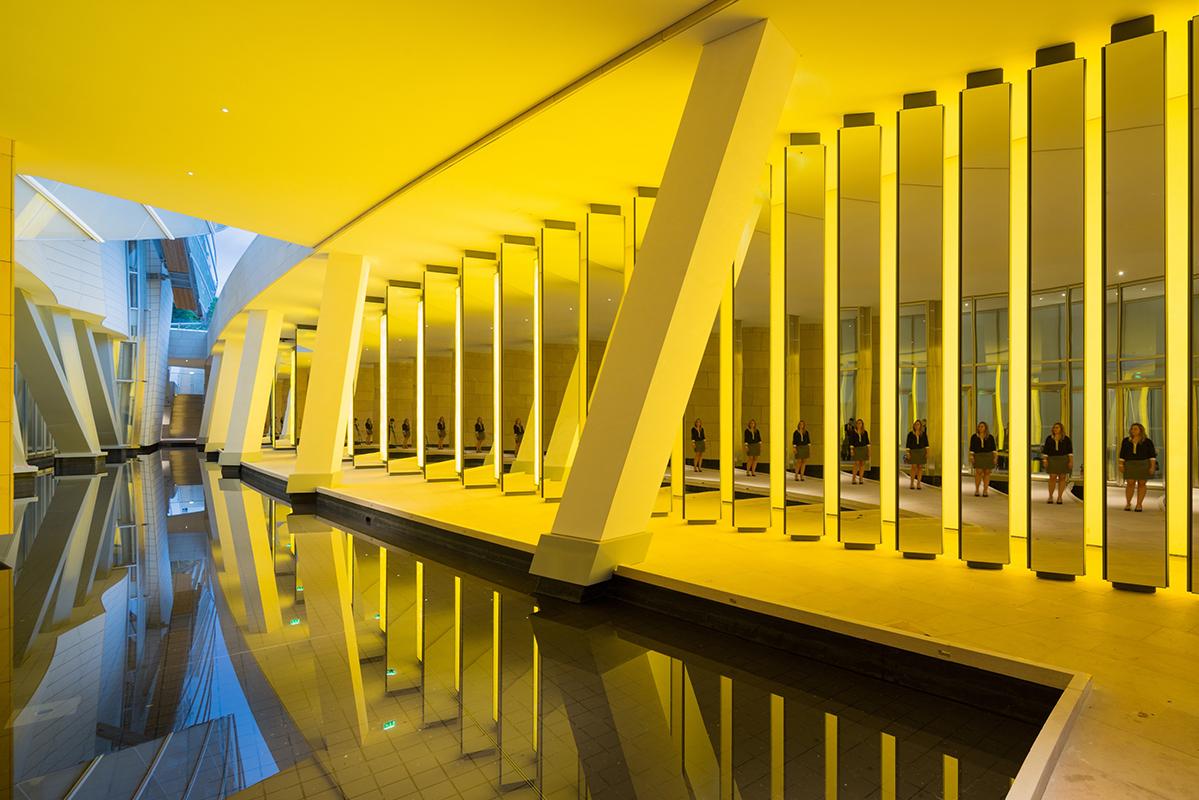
[
  {"xmin": 849, "ymin": 419, "xmax": 870, "ymax": 485},
  {"xmin": 905, "ymin": 419, "xmax": 929, "ymax": 490},
  {"xmin": 474, "ymin": 416, "xmax": 486, "ymax": 452},
  {"xmin": 364, "ymin": 417, "xmax": 374, "ymax": 445},
  {"xmin": 388, "ymin": 417, "xmax": 397, "ymax": 445},
  {"xmin": 353, "ymin": 417, "xmax": 361, "ymax": 443},
  {"xmin": 792, "ymin": 420, "xmax": 811, "ymax": 481},
  {"xmin": 513, "ymin": 418, "xmax": 525, "ymax": 451},
  {"xmin": 1041, "ymin": 422, "xmax": 1073, "ymax": 505},
  {"xmin": 743, "ymin": 419, "xmax": 762, "ymax": 477},
  {"xmin": 691, "ymin": 418, "xmax": 706, "ymax": 473},
  {"xmin": 1118, "ymin": 422, "xmax": 1156, "ymax": 512},
  {"xmin": 401, "ymin": 417, "xmax": 411, "ymax": 447},
  {"xmin": 969, "ymin": 421, "xmax": 997, "ymax": 497},
  {"xmin": 436, "ymin": 416, "xmax": 447, "ymax": 448}
]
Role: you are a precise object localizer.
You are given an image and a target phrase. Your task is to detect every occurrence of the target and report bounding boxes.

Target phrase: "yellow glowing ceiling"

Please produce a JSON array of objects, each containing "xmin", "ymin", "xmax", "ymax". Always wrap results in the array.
[{"xmin": 5, "ymin": 0, "xmax": 1198, "ymax": 337}]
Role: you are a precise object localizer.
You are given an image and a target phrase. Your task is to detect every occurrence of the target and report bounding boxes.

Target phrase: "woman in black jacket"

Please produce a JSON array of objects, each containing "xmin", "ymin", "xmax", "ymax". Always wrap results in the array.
[
  {"xmin": 905, "ymin": 419, "xmax": 929, "ymax": 490},
  {"xmin": 1118, "ymin": 422, "xmax": 1156, "ymax": 512},
  {"xmin": 792, "ymin": 420, "xmax": 811, "ymax": 481},
  {"xmin": 474, "ymin": 417, "xmax": 486, "ymax": 452},
  {"xmin": 969, "ymin": 421, "xmax": 997, "ymax": 497},
  {"xmin": 743, "ymin": 419, "xmax": 762, "ymax": 477},
  {"xmin": 691, "ymin": 418, "xmax": 706, "ymax": 473},
  {"xmin": 848, "ymin": 418, "xmax": 870, "ymax": 485},
  {"xmin": 1041, "ymin": 422, "xmax": 1073, "ymax": 504}
]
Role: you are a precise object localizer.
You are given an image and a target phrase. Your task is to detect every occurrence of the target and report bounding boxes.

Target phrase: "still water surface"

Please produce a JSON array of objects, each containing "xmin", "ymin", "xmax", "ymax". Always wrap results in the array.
[{"xmin": 7, "ymin": 453, "xmax": 1042, "ymax": 798}]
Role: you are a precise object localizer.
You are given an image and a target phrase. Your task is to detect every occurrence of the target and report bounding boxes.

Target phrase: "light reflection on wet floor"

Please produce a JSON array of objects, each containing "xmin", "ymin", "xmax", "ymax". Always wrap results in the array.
[{"xmin": 6, "ymin": 452, "xmax": 1045, "ymax": 799}]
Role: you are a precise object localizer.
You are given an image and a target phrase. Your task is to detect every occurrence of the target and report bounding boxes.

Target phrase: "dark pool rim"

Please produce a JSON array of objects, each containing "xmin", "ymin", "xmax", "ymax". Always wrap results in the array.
[{"xmin": 235, "ymin": 459, "xmax": 1091, "ymax": 800}]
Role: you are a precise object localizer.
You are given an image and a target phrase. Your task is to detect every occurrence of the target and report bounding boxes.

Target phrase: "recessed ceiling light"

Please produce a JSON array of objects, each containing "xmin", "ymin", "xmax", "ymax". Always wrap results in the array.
[
  {"xmin": 221, "ymin": 107, "xmax": 230, "ymax": 113},
  {"xmin": 1118, "ymin": 270, "xmax": 1125, "ymax": 276},
  {"xmin": 186, "ymin": 171, "xmax": 194, "ymax": 176}
]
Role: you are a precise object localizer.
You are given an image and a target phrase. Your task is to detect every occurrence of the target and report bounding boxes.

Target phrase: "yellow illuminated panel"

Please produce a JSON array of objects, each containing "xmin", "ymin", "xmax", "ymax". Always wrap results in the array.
[
  {"xmin": 824, "ymin": 712, "xmax": 838, "ymax": 800},
  {"xmin": 378, "ymin": 313, "xmax": 388, "ymax": 462},
  {"xmin": 416, "ymin": 299, "xmax": 426, "ymax": 469},
  {"xmin": 415, "ymin": 561, "xmax": 424, "ymax": 663}
]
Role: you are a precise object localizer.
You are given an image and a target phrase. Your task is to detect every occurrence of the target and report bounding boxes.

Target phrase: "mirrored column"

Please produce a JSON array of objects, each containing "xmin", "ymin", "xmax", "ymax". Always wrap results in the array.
[
  {"xmin": 684, "ymin": 313, "xmax": 723, "ymax": 523},
  {"xmin": 271, "ymin": 341, "xmax": 296, "ymax": 449},
  {"xmin": 733, "ymin": 174, "xmax": 772, "ymax": 531},
  {"xmin": 585, "ymin": 205, "xmax": 625, "ymax": 405},
  {"xmin": 959, "ymin": 71, "xmax": 1012, "ymax": 567},
  {"xmin": 294, "ymin": 324, "xmax": 315, "ymax": 447},
  {"xmin": 351, "ymin": 299, "xmax": 385, "ymax": 467},
  {"xmin": 838, "ymin": 114, "xmax": 882, "ymax": 548},
  {"xmin": 461, "ymin": 251, "xmax": 498, "ymax": 488},
  {"xmin": 1191, "ymin": 17, "xmax": 1199, "ymax": 594},
  {"xmin": 500, "ymin": 236, "xmax": 538, "ymax": 494},
  {"xmin": 423, "ymin": 266, "xmax": 460, "ymax": 481},
  {"xmin": 1104, "ymin": 19, "xmax": 1167, "ymax": 589},
  {"xmin": 540, "ymin": 222, "xmax": 580, "ymax": 501},
  {"xmin": 896, "ymin": 94, "xmax": 945, "ymax": 557},
  {"xmin": 1028, "ymin": 45, "xmax": 1086, "ymax": 578},
  {"xmin": 784, "ymin": 135, "xmax": 826, "ymax": 539},
  {"xmin": 634, "ymin": 189, "xmax": 673, "ymax": 517},
  {"xmin": 386, "ymin": 281, "xmax": 421, "ymax": 475}
]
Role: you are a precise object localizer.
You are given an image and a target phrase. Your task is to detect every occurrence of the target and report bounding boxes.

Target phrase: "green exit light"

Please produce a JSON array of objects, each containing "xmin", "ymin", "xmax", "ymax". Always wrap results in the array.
[
  {"xmin": 289, "ymin": 618, "xmax": 301, "ymax": 626},
  {"xmin": 386, "ymin": 667, "xmax": 396, "ymax": 677},
  {"xmin": 382, "ymin": 720, "xmax": 396, "ymax": 731},
  {"xmin": 374, "ymin": 613, "xmax": 381, "ymax": 620},
  {"xmin": 296, "ymin": 585, "xmax": 303, "ymax": 592}
]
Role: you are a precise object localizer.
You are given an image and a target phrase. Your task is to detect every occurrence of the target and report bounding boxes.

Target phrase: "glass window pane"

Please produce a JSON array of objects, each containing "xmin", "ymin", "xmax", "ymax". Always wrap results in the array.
[{"xmin": 1120, "ymin": 281, "xmax": 1165, "ymax": 360}]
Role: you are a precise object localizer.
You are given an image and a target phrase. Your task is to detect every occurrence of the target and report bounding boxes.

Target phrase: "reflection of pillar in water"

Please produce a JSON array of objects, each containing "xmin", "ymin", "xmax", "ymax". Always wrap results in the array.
[
  {"xmin": 384, "ymin": 553, "xmax": 420, "ymax": 694},
  {"xmin": 420, "ymin": 561, "xmax": 458, "ymax": 726},
  {"xmin": 292, "ymin": 521, "xmax": 368, "ymax": 745},
  {"xmin": 531, "ymin": 609, "xmax": 690, "ymax": 799}
]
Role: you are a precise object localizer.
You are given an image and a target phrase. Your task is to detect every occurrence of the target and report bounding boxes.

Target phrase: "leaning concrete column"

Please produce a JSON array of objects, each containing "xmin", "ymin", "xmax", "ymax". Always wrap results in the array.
[
  {"xmin": 531, "ymin": 20, "xmax": 796, "ymax": 591},
  {"xmin": 288, "ymin": 253, "xmax": 369, "ymax": 492},
  {"xmin": 204, "ymin": 337, "xmax": 243, "ymax": 454},
  {"xmin": 196, "ymin": 348, "xmax": 222, "ymax": 445},
  {"xmin": 219, "ymin": 309, "xmax": 284, "ymax": 466}
]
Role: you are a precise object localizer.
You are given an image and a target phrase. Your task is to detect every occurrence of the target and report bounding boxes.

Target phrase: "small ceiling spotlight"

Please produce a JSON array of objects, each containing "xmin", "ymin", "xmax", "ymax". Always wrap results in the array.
[
  {"xmin": 221, "ymin": 107, "xmax": 230, "ymax": 113},
  {"xmin": 186, "ymin": 171, "xmax": 194, "ymax": 176},
  {"xmin": 1118, "ymin": 270, "xmax": 1125, "ymax": 276}
]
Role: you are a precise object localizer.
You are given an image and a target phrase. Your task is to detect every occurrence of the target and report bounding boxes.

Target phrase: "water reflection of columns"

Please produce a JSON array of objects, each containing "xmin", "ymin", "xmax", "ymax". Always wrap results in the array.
[
  {"xmin": 531, "ymin": 609, "xmax": 690, "ymax": 799},
  {"xmin": 219, "ymin": 480, "xmax": 281, "ymax": 635},
  {"xmin": 290, "ymin": 517, "xmax": 370, "ymax": 746}
]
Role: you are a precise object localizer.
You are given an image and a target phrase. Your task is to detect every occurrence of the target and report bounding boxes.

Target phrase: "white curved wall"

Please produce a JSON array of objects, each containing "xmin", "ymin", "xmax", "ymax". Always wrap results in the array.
[{"xmin": 207, "ymin": 234, "xmax": 312, "ymax": 351}]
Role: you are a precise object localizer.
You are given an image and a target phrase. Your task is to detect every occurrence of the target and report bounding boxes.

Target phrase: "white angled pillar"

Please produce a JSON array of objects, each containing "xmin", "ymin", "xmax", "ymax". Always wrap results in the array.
[
  {"xmin": 219, "ymin": 309, "xmax": 284, "ymax": 466},
  {"xmin": 531, "ymin": 20, "xmax": 797, "ymax": 589},
  {"xmin": 288, "ymin": 253, "xmax": 370, "ymax": 492}
]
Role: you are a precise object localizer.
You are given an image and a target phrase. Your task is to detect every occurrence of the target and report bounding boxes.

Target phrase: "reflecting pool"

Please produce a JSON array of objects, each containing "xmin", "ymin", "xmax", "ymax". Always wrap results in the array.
[{"xmin": 4, "ymin": 452, "xmax": 1044, "ymax": 798}]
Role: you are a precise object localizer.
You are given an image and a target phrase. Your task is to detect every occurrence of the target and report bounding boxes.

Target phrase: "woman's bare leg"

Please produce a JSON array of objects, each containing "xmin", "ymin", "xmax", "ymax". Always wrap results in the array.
[
  {"xmin": 1124, "ymin": 479, "xmax": 1134, "ymax": 508},
  {"xmin": 1136, "ymin": 480, "xmax": 1148, "ymax": 510}
]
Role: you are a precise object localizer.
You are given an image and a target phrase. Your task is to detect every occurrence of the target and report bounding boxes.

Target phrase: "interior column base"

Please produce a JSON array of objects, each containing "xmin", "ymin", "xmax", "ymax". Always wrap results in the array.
[
  {"xmin": 1036, "ymin": 571, "xmax": 1076, "ymax": 581},
  {"xmin": 902, "ymin": 552, "xmax": 936, "ymax": 560},
  {"xmin": 966, "ymin": 561, "xmax": 1003, "ymax": 570},
  {"xmin": 844, "ymin": 542, "xmax": 876, "ymax": 551},
  {"xmin": 1112, "ymin": 581, "xmax": 1156, "ymax": 594},
  {"xmin": 529, "ymin": 530, "xmax": 654, "ymax": 595},
  {"xmin": 789, "ymin": 534, "xmax": 821, "ymax": 542}
]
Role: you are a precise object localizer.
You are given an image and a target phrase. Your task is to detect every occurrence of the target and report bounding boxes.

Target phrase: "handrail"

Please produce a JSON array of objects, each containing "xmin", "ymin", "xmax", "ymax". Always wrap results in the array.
[
  {"xmin": 130, "ymin": 731, "xmax": 175, "ymax": 800},
  {"xmin": 62, "ymin": 756, "xmax": 102, "ymax": 800},
  {"xmin": 180, "ymin": 718, "xmax": 216, "ymax": 800}
]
